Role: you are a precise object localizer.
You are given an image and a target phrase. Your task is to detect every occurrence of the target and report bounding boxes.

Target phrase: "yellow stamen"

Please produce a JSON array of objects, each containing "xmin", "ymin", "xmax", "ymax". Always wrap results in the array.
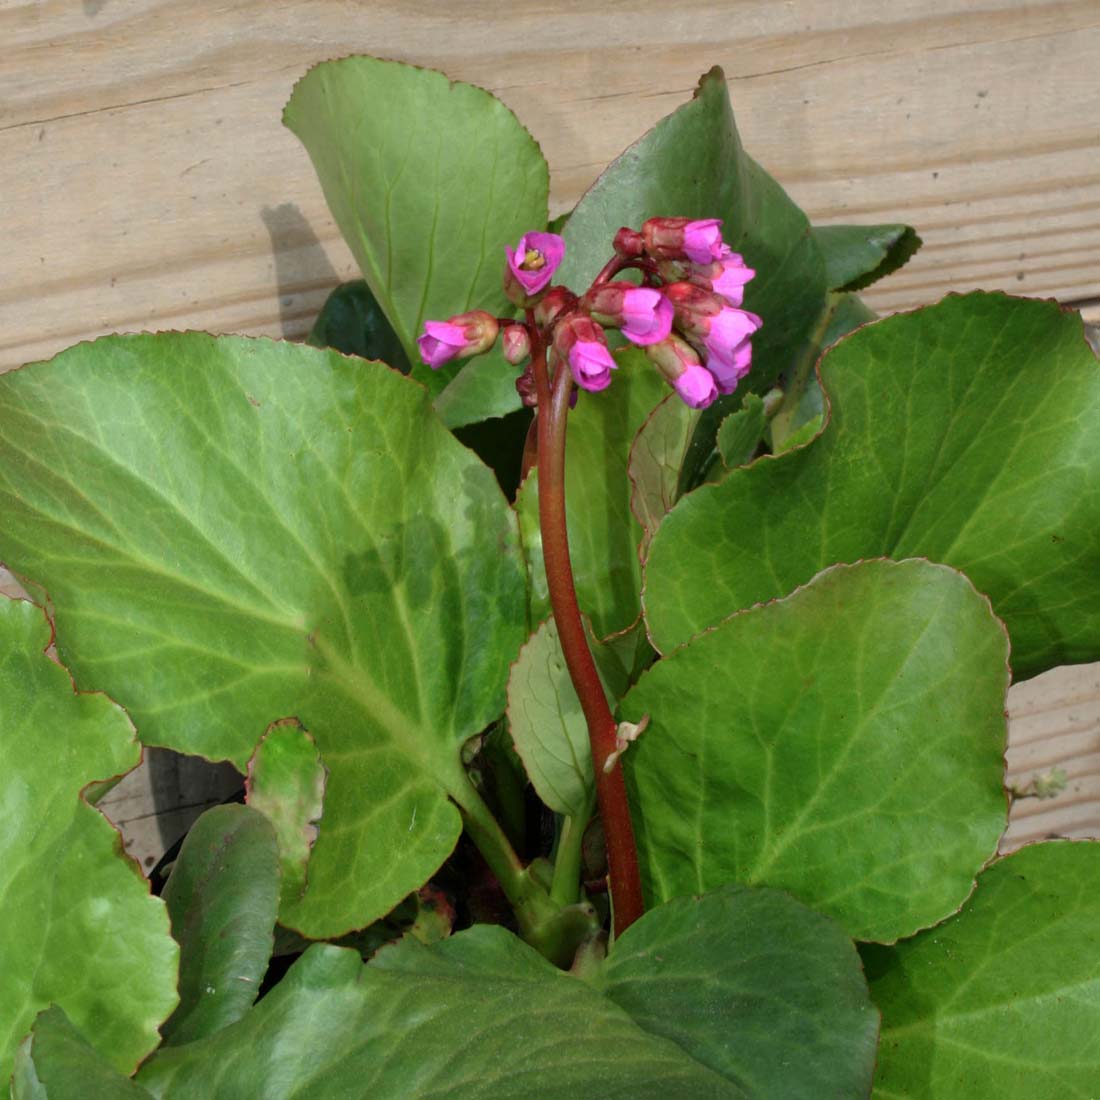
[{"xmin": 520, "ymin": 248, "xmax": 546, "ymax": 271}]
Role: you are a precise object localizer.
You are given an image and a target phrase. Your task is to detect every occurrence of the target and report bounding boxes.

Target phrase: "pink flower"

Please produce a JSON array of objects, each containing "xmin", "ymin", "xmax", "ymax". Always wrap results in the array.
[
  {"xmin": 673, "ymin": 363, "xmax": 719, "ymax": 408},
  {"xmin": 710, "ymin": 253, "xmax": 755, "ymax": 306},
  {"xmin": 642, "ymin": 217, "xmax": 728, "ymax": 264},
  {"xmin": 584, "ymin": 282, "xmax": 673, "ymax": 347},
  {"xmin": 702, "ymin": 306, "xmax": 762, "ymax": 367},
  {"xmin": 689, "ymin": 253, "xmax": 755, "ymax": 307},
  {"xmin": 554, "ymin": 315, "xmax": 617, "ymax": 392},
  {"xmin": 505, "ymin": 232, "xmax": 565, "ymax": 297},
  {"xmin": 681, "ymin": 219, "xmax": 726, "ymax": 265},
  {"xmin": 417, "ymin": 310, "xmax": 499, "ymax": 369},
  {"xmin": 417, "ymin": 320, "xmax": 468, "ymax": 368},
  {"xmin": 705, "ymin": 338, "xmax": 754, "ymax": 395},
  {"xmin": 644, "ymin": 334, "xmax": 718, "ymax": 410},
  {"xmin": 620, "ymin": 287, "xmax": 674, "ymax": 346},
  {"xmin": 568, "ymin": 341, "xmax": 616, "ymax": 391}
]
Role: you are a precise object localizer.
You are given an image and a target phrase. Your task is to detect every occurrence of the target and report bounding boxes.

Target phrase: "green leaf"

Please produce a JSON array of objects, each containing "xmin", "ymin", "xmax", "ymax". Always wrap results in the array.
[
  {"xmin": 812, "ymin": 223, "xmax": 922, "ymax": 293},
  {"xmin": 768, "ymin": 293, "xmax": 876, "ymax": 452},
  {"xmin": 773, "ymin": 413, "xmax": 823, "ymax": 454},
  {"xmin": 12, "ymin": 1008, "xmax": 155, "ymax": 1100},
  {"xmin": 432, "ymin": 346, "xmax": 525, "ymax": 429},
  {"xmin": 558, "ymin": 67, "xmax": 826, "ymax": 397},
  {"xmin": 0, "ymin": 333, "xmax": 528, "ymax": 938},
  {"xmin": 627, "ymin": 394, "xmax": 700, "ymax": 560},
  {"xmin": 645, "ymin": 293, "xmax": 1100, "ymax": 678},
  {"xmin": 138, "ymin": 885, "xmax": 875, "ymax": 1099},
  {"xmin": 715, "ymin": 393, "xmax": 767, "ymax": 469},
  {"xmin": 516, "ymin": 348, "xmax": 668, "ymax": 639},
  {"xmin": 161, "ymin": 804, "xmax": 280, "ymax": 1046},
  {"xmin": 305, "ymin": 279, "xmax": 410, "ymax": 373},
  {"xmin": 623, "ymin": 559, "xmax": 1009, "ymax": 943},
  {"xmin": 868, "ymin": 841, "xmax": 1100, "ymax": 1099},
  {"xmin": 245, "ymin": 719, "xmax": 327, "ymax": 915},
  {"xmin": 599, "ymin": 886, "xmax": 879, "ymax": 1100},
  {"xmin": 0, "ymin": 598, "xmax": 177, "ymax": 1083},
  {"xmin": 506, "ymin": 618, "xmax": 627, "ymax": 819},
  {"xmin": 284, "ymin": 56, "xmax": 548, "ymax": 401}
]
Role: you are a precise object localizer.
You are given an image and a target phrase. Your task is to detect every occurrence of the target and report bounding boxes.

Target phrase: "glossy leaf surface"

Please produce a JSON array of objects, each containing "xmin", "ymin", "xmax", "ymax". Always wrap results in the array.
[
  {"xmin": 812, "ymin": 223, "xmax": 921, "ymax": 292},
  {"xmin": 285, "ymin": 56, "xmax": 547, "ymax": 399},
  {"xmin": 12, "ymin": 1008, "xmax": 154, "ymax": 1100},
  {"xmin": 137, "ymin": 885, "xmax": 875, "ymax": 1099},
  {"xmin": 0, "ymin": 333, "xmax": 527, "ymax": 938},
  {"xmin": 645, "ymin": 293, "xmax": 1100, "ymax": 678},
  {"xmin": 868, "ymin": 841, "xmax": 1100, "ymax": 1098},
  {"xmin": 0, "ymin": 598, "xmax": 177, "ymax": 1082},
  {"xmin": 161, "ymin": 805, "xmax": 280, "ymax": 1046},
  {"xmin": 306, "ymin": 279, "xmax": 410, "ymax": 374},
  {"xmin": 624, "ymin": 560, "xmax": 1009, "ymax": 942}
]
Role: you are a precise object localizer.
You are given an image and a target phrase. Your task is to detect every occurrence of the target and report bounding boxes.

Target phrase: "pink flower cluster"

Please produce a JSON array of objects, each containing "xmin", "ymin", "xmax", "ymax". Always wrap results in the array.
[{"xmin": 415, "ymin": 217, "xmax": 760, "ymax": 410}]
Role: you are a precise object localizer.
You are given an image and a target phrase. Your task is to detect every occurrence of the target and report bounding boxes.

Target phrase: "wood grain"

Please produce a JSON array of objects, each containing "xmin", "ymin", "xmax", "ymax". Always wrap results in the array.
[{"xmin": 1, "ymin": 0, "xmax": 1097, "ymax": 369}]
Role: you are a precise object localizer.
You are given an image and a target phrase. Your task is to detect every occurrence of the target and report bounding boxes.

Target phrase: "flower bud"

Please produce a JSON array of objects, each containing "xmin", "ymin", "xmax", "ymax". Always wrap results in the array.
[
  {"xmin": 642, "ymin": 217, "xmax": 728, "ymax": 264},
  {"xmin": 533, "ymin": 286, "xmax": 578, "ymax": 329},
  {"xmin": 583, "ymin": 282, "xmax": 673, "ymax": 347},
  {"xmin": 503, "ymin": 231, "xmax": 566, "ymax": 306},
  {"xmin": 613, "ymin": 226, "xmax": 645, "ymax": 258},
  {"xmin": 645, "ymin": 334, "xmax": 718, "ymax": 409},
  {"xmin": 554, "ymin": 315, "xmax": 616, "ymax": 392},
  {"xmin": 502, "ymin": 324, "xmax": 531, "ymax": 365},
  {"xmin": 686, "ymin": 252, "xmax": 755, "ymax": 308},
  {"xmin": 417, "ymin": 310, "xmax": 499, "ymax": 369}
]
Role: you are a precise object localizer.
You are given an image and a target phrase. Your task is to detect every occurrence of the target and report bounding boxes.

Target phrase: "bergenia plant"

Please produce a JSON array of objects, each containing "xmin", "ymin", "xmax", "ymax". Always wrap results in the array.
[{"xmin": 1, "ymin": 55, "xmax": 1098, "ymax": 1100}]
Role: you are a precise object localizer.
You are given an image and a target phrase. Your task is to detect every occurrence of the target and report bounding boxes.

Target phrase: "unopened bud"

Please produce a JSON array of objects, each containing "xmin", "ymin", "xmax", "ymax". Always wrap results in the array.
[
  {"xmin": 554, "ymin": 315, "xmax": 616, "ymax": 392},
  {"xmin": 583, "ymin": 282, "xmax": 673, "ymax": 347},
  {"xmin": 642, "ymin": 217, "xmax": 727, "ymax": 264},
  {"xmin": 613, "ymin": 226, "xmax": 645, "ymax": 258},
  {"xmin": 417, "ymin": 310, "xmax": 499, "ymax": 369},
  {"xmin": 645, "ymin": 334, "xmax": 717, "ymax": 410},
  {"xmin": 502, "ymin": 324, "xmax": 531, "ymax": 365},
  {"xmin": 533, "ymin": 286, "xmax": 578, "ymax": 329}
]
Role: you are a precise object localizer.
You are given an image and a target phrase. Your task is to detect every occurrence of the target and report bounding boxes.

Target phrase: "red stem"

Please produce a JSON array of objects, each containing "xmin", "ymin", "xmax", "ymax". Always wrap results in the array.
[{"xmin": 530, "ymin": 331, "xmax": 645, "ymax": 938}]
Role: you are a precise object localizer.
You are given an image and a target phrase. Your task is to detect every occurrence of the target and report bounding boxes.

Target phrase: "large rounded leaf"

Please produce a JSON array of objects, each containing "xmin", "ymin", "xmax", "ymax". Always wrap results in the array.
[
  {"xmin": 136, "ymin": 885, "xmax": 875, "ymax": 1099},
  {"xmin": 645, "ymin": 293, "xmax": 1100, "ymax": 679},
  {"xmin": 0, "ymin": 598, "xmax": 177, "ymax": 1082},
  {"xmin": 284, "ymin": 56, "xmax": 548, "ymax": 403},
  {"xmin": 867, "ymin": 841, "xmax": 1100, "ymax": 1098},
  {"xmin": 598, "ymin": 886, "xmax": 879, "ymax": 1100},
  {"xmin": 623, "ymin": 559, "xmax": 1009, "ymax": 943},
  {"xmin": 0, "ymin": 334, "xmax": 527, "ymax": 938}
]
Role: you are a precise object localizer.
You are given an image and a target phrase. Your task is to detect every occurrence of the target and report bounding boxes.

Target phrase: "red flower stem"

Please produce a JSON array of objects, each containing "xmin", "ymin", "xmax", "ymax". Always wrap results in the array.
[
  {"xmin": 591, "ymin": 255, "xmax": 658, "ymax": 287},
  {"xmin": 531, "ymin": 333, "xmax": 645, "ymax": 938}
]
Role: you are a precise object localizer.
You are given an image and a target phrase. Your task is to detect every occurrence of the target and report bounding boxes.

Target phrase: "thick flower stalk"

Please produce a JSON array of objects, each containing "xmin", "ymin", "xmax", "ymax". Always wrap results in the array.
[{"xmin": 417, "ymin": 218, "xmax": 760, "ymax": 942}]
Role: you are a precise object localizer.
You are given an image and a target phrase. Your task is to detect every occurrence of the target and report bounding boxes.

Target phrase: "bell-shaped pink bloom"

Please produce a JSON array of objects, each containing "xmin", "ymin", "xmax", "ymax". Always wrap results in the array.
[
  {"xmin": 681, "ymin": 219, "xmax": 726, "ymax": 265},
  {"xmin": 673, "ymin": 363, "xmax": 719, "ymax": 409},
  {"xmin": 702, "ymin": 306, "xmax": 762, "ymax": 368},
  {"xmin": 568, "ymin": 340, "xmax": 616, "ymax": 392},
  {"xmin": 505, "ymin": 232, "xmax": 566, "ymax": 296},
  {"xmin": 691, "ymin": 252, "xmax": 755, "ymax": 307},
  {"xmin": 705, "ymin": 339, "xmax": 754, "ymax": 395},
  {"xmin": 620, "ymin": 287, "xmax": 674, "ymax": 346},
  {"xmin": 417, "ymin": 320, "xmax": 469, "ymax": 368}
]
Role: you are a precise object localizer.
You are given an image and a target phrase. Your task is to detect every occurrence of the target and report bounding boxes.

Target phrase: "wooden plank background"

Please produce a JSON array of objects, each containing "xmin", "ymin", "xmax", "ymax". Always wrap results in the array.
[{"xmin": 1, "ymin": 0, "xmax": 1099, "ymax": 862}]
